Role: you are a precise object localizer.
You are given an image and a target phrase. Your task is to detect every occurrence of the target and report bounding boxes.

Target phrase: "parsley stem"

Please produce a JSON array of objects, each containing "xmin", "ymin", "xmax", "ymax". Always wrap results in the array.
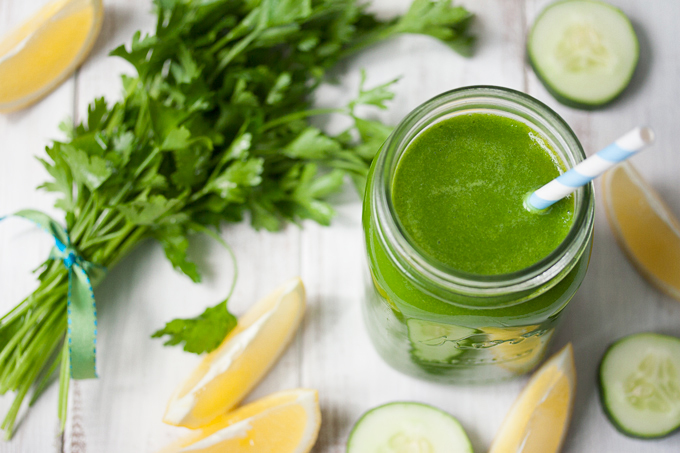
[
  {"xmin": 79, "ymin": 228, "xmax": 129, "ymax": 249},
  {"xmin": 134, "ymin": 148, "xmax": 160, "ymax": 179},
  {"xmin": 70, "ymin": 195, "xmax": 98, "ymax": 245},
  {"xmin": 12, "ymin": 308, "xmax": 63, "ymax": 384},
  {"xmin": 1, "ymin": 336, "xmax": 48, "ymax": 438},
  {"xmin": 192, "ymin": 224, "xmax": 238, "ymax": 302},
  {"xmin": 57, "ymin": 339, "xmax": 70, "ymax": 432},
  {"xmin": 212, "ymin": 29, "xmax": 261, "ymax": 81},
  {"xmin": 211, "ymin": 0, "xmax": 271, "ymax": 80},
  {"xmin": 336, "ymin": 26, "xmax": 399, "ymax": 62},
  {"xmin": 107, "ymin": 227, "xmax": 148, "ymax": 268},
  {"xmin": 99, "ymin": 224, "xmax": 137, "ymax": 262},
  {"xmin": 0, "ymin": 302, "xmax": 55, "ymax": 370},
  {"xmin": 91, "ymin": 211, "xmax": 126, "ymax": 240},
  {"xmin": 0, "ymin": 0, "xmax": 476, "ymax": 438},
  {"xmin": 29, "ymin": 338, "xmax": 62, "ymax": 406},
  {"xmin": 260, "ymin": 108, "xmax": 346, "ymax": 131}
]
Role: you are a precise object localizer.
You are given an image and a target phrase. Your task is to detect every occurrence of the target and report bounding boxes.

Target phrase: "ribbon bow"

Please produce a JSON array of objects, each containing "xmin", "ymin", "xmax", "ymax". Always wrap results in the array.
[{"xmin": 2, "ymin": 210, "xmax": 104, "ymax": 379}]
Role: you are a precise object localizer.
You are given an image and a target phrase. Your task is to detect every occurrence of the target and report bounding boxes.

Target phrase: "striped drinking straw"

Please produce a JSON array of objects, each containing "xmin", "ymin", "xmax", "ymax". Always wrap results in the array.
[{"xmin": 527, "ymin": 127, "xmax": 655, "ymax": 211}]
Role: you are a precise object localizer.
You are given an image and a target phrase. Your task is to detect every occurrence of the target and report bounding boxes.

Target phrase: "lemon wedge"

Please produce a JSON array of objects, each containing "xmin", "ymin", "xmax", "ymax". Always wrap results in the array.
[
  {"xmin": 489, "ymin": 343, "xmax": 576, "ymax": 453},
  {"xmin": 602, "ymin": 162, "xmax": 680, "ymax": 301},
  {"xmin": 485, "ymin": 326, "xmax": 555, "ymax": 375},
  {"xmin": 164, "ymin": 278, "xmax": 306, "ymax": 429},
  {"xmin": 0, "ymin": 0, "xmax": 103, "ymax": 112},
  {"xmin": 159, "ymin": 389, "xmax": 321, "ymax": 453}
]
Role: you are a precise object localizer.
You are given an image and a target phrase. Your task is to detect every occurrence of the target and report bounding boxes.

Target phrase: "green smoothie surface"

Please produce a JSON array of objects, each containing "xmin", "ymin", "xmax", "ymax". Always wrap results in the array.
[{"xmin": 392, "ymin": 113, "xmax": 574, "ymax": 275}]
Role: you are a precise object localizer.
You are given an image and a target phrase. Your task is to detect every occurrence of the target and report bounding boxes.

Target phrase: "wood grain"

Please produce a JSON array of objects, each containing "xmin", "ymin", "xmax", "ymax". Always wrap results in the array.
[
  {"xmin": 1, "ymin": 0, "xmax": 679, "ymax": 452},
  {"xmin": 524, "ymin": 1, "xmax": 680, "ymax": 451},
  {"xmin": 0, "ymin": 1, "xmax": 72, "ymax": 451}
]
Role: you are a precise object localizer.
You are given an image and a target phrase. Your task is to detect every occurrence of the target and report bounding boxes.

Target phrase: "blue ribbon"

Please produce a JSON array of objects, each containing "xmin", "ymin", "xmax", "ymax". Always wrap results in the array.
[{"xmin": 1, "ymin": 210, "xmax": 104, "ymax": 379}]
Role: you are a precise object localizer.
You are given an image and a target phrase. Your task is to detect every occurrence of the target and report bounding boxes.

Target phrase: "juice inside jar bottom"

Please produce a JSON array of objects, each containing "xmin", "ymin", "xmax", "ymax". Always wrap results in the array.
[{"xmin": 391, "ymin": 112, "xmax": 575, "ymax": 275}]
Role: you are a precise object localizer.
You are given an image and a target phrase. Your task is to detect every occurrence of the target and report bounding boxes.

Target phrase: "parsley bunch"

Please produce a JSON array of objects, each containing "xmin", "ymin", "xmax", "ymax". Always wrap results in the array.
[{"xmin": 0, "ymin": 0, "xmax": 473, "ymax": 438}]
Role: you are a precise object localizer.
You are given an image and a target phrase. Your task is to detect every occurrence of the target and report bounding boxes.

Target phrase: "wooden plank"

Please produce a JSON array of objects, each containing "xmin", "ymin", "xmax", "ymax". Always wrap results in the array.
[
  {"xmin": 299, "ymin": 2, "xmax": 527, "ymax": 452},
  {"xmin": 60, "ymin": 3, "xmax": 156, "ymax": 451},
  {"xmin": 2, "ymin": 0, "xmax": 679, "ymax": 451},
  {"xmin": 524, "ymin": 1, "xmax": 680, "ymax": 452},
  {"xmin": 61, "ymin": 225, "xmax": 301, "ymax": 453},
  {"xmin": 62, "ymin": 1, "xmax": 303, "ymax": 452},
  {"xmin": 0, "ymin": 0, "xmax": 75, "ymax": 451}
]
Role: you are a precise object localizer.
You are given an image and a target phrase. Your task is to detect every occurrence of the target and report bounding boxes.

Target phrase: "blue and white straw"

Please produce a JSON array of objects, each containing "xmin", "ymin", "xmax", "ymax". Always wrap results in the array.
[{"xmin": 528, "ymin": 127, "xmax": 655, "ymax": 210}]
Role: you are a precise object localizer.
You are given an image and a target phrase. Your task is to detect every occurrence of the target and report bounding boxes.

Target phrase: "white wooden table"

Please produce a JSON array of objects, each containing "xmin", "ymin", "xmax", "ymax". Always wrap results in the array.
[{"xmin": 1, "ymin": 0, "xmax": 680, "ymax": 451}]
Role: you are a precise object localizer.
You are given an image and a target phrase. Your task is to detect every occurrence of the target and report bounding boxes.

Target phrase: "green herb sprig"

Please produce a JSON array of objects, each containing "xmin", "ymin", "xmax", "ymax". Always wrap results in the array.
[{"xmin": 0, "ymin": 0, "xmax": 473, "ymax": 438}]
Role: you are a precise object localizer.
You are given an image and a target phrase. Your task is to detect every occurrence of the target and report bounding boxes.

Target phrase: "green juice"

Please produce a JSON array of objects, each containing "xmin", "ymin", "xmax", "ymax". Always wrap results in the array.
[
  {"xmin": 392, "ymin": 113, "xmax": 574, "ymax": 275},
  {"xmin": 362, "ymin": 89, "xmax": 594, "ymax": 383}
]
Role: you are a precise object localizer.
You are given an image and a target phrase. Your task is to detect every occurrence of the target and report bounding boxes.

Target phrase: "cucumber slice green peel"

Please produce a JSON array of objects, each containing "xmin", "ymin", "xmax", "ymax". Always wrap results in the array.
[
  {"xmin": 346, "ymin": 402, "xmax": 473, "ymax": 453},
  {"xmin": 599, "ymin": 333, "xmax": 680, "ymax": 439},
  {"xmin": 528, "ymin": 0, "xmax": 639, "ymax": 109}
]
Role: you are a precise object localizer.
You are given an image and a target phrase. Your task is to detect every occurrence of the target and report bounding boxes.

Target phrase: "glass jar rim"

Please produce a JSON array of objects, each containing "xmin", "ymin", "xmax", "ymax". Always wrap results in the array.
[{"xmin": 371, "ymin": 85, "xmax": 595, "ymax": 298}]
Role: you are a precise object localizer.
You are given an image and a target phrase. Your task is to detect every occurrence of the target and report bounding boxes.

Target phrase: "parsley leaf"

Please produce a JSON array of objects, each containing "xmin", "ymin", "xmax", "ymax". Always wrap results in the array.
[
  {"xmin": 284, "ymin": 128, "xmax": 342, "ymax": 159},
  {"xmin": 208, "ymin": 158, "xmax": 264, "ymax": 202},
  {"xmin": 154, "ymin": 225, "xmax": 201, "ymax": 283},
  {"xmin": 151, "ymin": 300, "xmax": 237, "ymax": 354},
  {"xmin": 60, "ymin": 144, "xmax": 111, "ymax": 191},
  {"xmin": 1, "ymin": 0, "xmax": 476, "ymax": 437},
  {"xmin": 350, "ymin": 70, "xmax": 400, "ymax": 110},
  {"xmin": 118, "ymin": 195, "xmax": 182, "ymax": 226}
]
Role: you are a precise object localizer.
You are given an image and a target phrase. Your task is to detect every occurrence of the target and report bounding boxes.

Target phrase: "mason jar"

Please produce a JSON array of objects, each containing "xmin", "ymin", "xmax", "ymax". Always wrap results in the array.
[{"xmin": 362, "ymin": 86, "xmax": 595, "ymax": 383}]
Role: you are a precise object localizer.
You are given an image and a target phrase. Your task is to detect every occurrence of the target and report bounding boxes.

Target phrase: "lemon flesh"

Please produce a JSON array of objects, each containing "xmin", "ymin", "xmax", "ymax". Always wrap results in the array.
[
  {"xmin": 602, "ymin": 162, "xmax": 680, "ymax": 301},
  {"xmin": 489, "ymin": 344, "xmax": 576, "ymax": 453},
  {"xmin": 163, "ymin": 278, "xmax": 306, "ymax": 428},
  {"xmin": 484, "ymin": 326, "xmax": 555, "ymax": 375},
  {"xmin": 159, "ymin": 389, "xmax": 321, "ymax": 453},
  {"xmin": 0, "ymin": 0, "xmax": 103, "ymax": 112}
]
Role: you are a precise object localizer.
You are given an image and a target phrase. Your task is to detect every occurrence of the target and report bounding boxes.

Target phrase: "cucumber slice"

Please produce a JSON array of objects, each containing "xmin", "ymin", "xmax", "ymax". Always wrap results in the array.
[
  {"xmin": 407, "ymin": 319, "xmax": 476, "ymax": 363},
  {"xmin": 528, "ymin": 0, "xmax": 639, "ymax": 109},
  {"xmin": 599, "ymin": 333, "xmax": 680, "ymax": 438},
  {"xmin": 347, "ymin": 402, "xmax": 473, "ymax": 453}
]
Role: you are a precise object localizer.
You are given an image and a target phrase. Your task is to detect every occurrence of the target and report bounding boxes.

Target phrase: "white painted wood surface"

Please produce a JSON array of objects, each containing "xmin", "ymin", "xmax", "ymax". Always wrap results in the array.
[{"xmin": 1, "ymin": 0, "xmax": 679, "ymax": 451}]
